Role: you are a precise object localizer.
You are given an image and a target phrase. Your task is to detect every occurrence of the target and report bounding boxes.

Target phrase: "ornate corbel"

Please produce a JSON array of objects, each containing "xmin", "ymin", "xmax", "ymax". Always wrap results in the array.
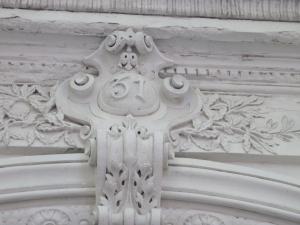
[{"xmin": 55, "ymin": 28, "xmax": 202, "ymax": 225}]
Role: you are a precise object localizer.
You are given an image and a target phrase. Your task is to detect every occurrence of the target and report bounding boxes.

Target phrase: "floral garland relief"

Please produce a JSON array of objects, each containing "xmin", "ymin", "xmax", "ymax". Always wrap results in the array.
[
  {"xmin": 169, "ymin": 94, "xmax": 300, "ymax": 154},
  {"xmin": 0, "ymin": 83, "xmax": 88, "ymax": 148}
]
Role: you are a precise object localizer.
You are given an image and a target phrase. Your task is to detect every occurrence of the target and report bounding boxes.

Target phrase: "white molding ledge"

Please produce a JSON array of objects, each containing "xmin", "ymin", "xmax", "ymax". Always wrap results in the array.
[
  {"xmin": 0, "ymin": 155, "xmax": 299, "ymax": 224},
  {"xmin": 1, "ymin": 0, "xmax": 300, "ymax": 22},
  {"xmin": 1, "ymin": 9, "xmax": 300, "ymax": 93},
  {"xmin": 1, "ymin": 8, "xmax": 300, "ymax": 40}
]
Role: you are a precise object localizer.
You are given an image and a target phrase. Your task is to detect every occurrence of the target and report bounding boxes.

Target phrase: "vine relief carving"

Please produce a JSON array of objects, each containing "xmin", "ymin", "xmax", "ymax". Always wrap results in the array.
[
  {"xmin": 169, "ymin": 94, "xmax": 300, "ymax": 154},
  {"xmin": 0, "ymin": 83, "xmax": 89, "ymax": 148}
]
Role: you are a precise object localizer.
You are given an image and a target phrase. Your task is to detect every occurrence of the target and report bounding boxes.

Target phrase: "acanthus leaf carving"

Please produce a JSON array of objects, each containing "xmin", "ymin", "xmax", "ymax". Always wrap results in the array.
[
  {"xmin": 132, "ymin": 163, "xmax": 158, "ymax": 215},
  {"xmin": 97, "ymin": 117, "xmax": 161, "ymax": 216},
  {"xmin": 100, "ymin": 160, "xmax": 158, "ymax": 215},
  {"xmin": 100, "ymin": 161, "xmax": 129, "ymax": 212}
]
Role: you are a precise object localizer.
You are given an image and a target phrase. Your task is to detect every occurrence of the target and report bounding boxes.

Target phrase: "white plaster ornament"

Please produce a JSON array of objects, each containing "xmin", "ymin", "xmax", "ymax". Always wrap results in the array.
[
  {"xmin": 55, "ymin": 28, "xmax": 201, "ymax": 225},
  {"xmin": 55, "ymin": 28, "xmax": 300, "ymax": 225},
  {"xmin": 0, "ymin": 206, "xmax": 279, "ymax": 225},
  {"xmin": 2, "ymin": 27, "xmax": 300, "ymax": 225}
]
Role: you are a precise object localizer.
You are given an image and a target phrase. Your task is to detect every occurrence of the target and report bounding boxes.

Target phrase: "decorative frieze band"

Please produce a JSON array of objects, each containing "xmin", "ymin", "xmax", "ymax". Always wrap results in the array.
[
  {"xmin": 168, "ymin": 93, "xmax": 300, "ymax": 155},
  {"xmin": 2, "ymin": 28, "xmax": 300, "ymax": 157},
  {"xmin": 1, "ymin": 0, "xmax": 299, "ymax": 22},
  {"xmin": 0, "ymin": 206, "xmax": 279, "ymax": 225}
]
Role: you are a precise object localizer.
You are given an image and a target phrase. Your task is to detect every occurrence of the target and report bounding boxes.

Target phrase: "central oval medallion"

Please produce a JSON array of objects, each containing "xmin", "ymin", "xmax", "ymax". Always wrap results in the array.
[{"xmin": 98, "ymin": 72, "xmax": 160, "ymax": 116}]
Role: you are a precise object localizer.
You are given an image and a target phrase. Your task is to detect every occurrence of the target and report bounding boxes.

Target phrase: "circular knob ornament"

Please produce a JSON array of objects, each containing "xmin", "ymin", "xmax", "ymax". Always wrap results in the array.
[
  {"xmin": 69, "ymin": 73, "xmax": 95, "ymax": 97},
  {"xmin": 162, "ymin": 75, "xmax": 190, "ymax": 99}
]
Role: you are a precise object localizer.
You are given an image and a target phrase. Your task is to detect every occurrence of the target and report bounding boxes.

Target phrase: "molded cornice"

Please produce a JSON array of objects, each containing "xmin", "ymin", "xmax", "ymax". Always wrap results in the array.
[
  {"xmin": 1, "ymin": 0, "xmax": 300, "ymax": 22},
  {"xmin": 1, "ymin": 9, "xmax": 300, "ymax": 93}
]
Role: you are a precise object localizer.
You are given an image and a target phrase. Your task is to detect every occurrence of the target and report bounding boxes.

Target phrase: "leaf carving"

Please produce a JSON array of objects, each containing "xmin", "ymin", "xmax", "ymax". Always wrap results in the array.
[
  {"xmin": 100, "ymin": 162, "xmax": 128, "ymax": 212},
  {"xmin": 170, "ymin": 94, "xmax": 300, "ymax": 154},
  {"xmin": 100, "ymin": 161, "xmax": 158, "ymax": 214},
  {"xmin": 0, "ymin": 84, "xmax": 86, "ymax": 148}
]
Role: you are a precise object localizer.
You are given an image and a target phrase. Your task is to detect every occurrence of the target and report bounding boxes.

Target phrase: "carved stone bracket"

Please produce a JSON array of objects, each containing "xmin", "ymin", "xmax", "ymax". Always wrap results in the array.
[
  {"xmin": 55, "ymin": 28, "xmax": 201, "ymax": 225},
  {"xmin": 95, "ymin": 119, "xmax": 163, "ymax": 213},
  {"xmin": 89, "ymin": 118, "xmax": 164, "ymax": 224}
]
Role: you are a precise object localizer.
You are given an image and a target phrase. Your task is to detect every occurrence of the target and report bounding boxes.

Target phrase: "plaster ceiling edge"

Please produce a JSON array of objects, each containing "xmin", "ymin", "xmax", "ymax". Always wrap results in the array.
[
  {"xmin": 1, "ymin": 9, "xmax": 300, "ymax": 92},
  {"xmin": 1, "ymin": 0, "xmax": 300, "ymax": 22},
  {"xmin": 0, "ymin": 8, "xmax": 300, "ymax": 45}
]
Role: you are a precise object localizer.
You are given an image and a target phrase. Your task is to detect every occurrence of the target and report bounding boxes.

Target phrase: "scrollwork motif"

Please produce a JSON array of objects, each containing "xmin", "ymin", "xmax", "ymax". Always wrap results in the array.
[
  {"xmin": 108, "ymin": 117, "xmax": 152, "ymax": 140},
  {"xmin": 104, "ymin": 28, "xmax": 154, "ymax": 71},
  {"xmin": 105, "ymin": 28, "xmax": 153, "ymax": 55}
]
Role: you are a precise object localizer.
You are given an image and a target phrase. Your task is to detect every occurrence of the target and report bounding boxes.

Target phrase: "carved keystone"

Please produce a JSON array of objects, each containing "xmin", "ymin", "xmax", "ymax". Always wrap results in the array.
[{"xmin": 55, "ymin": 29, "xmax": 203, "ymax": 225}]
